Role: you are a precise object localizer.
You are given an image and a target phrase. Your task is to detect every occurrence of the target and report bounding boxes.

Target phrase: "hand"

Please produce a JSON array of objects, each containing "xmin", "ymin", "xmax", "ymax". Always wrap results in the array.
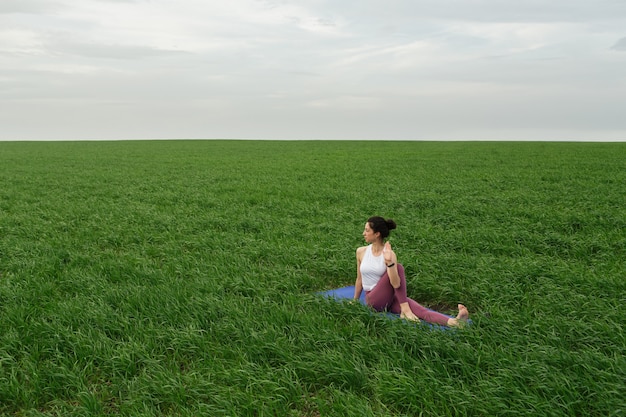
[{"xmin": 383, "ymin": 241, "xmax": 394, "ymax": 264}]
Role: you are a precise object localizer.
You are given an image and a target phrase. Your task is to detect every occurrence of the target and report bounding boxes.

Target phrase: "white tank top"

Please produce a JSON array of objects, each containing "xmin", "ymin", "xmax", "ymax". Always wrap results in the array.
[{"xmin": 360, "ymin": 244, "xmax": 386, "ymax": 291}]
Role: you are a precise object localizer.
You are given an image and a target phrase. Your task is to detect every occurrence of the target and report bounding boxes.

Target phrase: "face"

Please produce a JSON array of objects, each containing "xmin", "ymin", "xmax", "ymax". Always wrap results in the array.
[{"xmin": 363, "ymin": 222, "xmax": 380, "ymax": 243}]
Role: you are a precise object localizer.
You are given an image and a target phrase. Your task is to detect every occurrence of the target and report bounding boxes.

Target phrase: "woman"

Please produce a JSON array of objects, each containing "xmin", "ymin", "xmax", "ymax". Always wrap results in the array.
[{"xmin": 354, "ymin": 216, "xmax": 469, "ymax": 327}]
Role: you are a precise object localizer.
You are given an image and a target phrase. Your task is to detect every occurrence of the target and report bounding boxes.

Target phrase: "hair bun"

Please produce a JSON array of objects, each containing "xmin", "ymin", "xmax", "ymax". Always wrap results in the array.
[{"xmin": 385, "ymin": 219, "xmax": 397, "ymax": 230}]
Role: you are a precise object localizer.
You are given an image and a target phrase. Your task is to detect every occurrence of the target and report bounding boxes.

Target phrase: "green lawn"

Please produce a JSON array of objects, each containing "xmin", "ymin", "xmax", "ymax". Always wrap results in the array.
[{"xmin": 0, "ymin": 140, "xmax": 624, "ymax": 416}]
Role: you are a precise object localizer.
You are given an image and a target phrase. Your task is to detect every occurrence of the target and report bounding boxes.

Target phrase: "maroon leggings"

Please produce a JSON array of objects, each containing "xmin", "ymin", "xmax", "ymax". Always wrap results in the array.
[{"xmin": 365, "ymin": 264, "xmax": 451, "ymax": 326}]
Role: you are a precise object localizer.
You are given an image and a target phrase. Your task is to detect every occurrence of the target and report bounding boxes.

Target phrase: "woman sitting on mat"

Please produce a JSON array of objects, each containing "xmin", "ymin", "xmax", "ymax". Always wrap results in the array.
[{"xmin": 354, "ymin": 216, "xmax": 469, "ymax": 327}]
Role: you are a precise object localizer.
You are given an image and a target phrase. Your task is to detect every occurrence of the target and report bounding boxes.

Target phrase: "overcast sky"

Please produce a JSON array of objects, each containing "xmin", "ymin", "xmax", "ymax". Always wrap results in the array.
[{"xmin": 1, "ymin": 0, "xmax": 625, "ymax": 141}]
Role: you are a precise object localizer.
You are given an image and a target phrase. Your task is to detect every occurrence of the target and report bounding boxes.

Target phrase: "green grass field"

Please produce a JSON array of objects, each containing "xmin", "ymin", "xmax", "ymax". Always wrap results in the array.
[{"xmin": 0, "ymin": 140, "xmax": 624, "ymax": 416}]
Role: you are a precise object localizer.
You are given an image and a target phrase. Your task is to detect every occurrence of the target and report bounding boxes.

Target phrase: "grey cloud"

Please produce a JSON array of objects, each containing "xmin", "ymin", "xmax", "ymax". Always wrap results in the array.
[
  {"xmin": 2, "ymin": 0, "xmax": 625, "ymax": 141},
  {"xmin": 326, "ymin": 0, "xmax": 626, "ymax": 24},
  {"xmin": 0, "ymin": 0, "xmax": 137, "ymax": 15},
  {"xmin": 59, "ymin": 41, "xmax": 190, "ymax": 60},
  {"xmin": 0, "ymin": 63, "xmax": 235, "ymax": 102},
  {"xmin": 611, "ymin": 37, "xmax": 626, "ymax": 51},
  {"xmin": 0, "ymin": 0, "xmax": 63, "ymax": 14}
]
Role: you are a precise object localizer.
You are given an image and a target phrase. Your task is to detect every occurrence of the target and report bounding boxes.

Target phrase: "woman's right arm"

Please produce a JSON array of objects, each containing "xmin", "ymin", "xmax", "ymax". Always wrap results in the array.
[{"xmin": 354, "ymin": 247, "xmax": 365, "ymax": 300}]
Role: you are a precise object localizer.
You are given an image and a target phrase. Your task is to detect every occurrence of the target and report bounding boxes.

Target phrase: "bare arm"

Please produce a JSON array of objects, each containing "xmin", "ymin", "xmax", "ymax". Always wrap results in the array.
[
  {"xmin": 383, "ymin": 241, "xmax": 400, "ymax": 289},
  {"xmin": 354, "ymin": 246, "xmax": 366, "ymax": 299}
]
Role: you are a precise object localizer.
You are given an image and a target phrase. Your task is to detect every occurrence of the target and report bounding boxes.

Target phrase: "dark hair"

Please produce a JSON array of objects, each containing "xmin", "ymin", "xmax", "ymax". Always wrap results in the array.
[{"xmin": 367, "ymin": 216, "xmax": 397, "ymax": 239}]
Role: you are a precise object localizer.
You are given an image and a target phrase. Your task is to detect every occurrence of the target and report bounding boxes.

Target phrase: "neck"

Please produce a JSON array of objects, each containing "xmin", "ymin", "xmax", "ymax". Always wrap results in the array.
[{"xmin": 371, "ymin": 241, "xmax": 384, "ymax": 252}]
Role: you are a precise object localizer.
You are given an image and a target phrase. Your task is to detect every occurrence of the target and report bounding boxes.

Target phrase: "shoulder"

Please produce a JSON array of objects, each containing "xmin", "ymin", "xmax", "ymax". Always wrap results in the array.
[{"xmin": 356, "ymin": 245, "xmax": 368, "ymax": 259}]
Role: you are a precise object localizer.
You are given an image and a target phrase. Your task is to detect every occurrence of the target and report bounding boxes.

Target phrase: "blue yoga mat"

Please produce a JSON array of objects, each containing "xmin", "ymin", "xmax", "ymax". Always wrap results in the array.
[
  {"xmin": 318, "ymin": 285, "xmax": 455, "ymax": 330},
  {"xmin": 320, "ymin": 285, "xmax": 366, "ymax": 303}
]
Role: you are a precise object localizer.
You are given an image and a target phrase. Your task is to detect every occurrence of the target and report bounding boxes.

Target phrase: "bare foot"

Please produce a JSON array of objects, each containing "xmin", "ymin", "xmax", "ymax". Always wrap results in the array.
[
  {"xmin": 400, "ymin": 311, "xmax": 421, "ymax": 322},
  {"xmin": 456, "ymin": 304, "xmax": 469, "ymax": 321},
  {"xmin": 446, "ymin": 304, "xmax": 469, "ymax": 328}
]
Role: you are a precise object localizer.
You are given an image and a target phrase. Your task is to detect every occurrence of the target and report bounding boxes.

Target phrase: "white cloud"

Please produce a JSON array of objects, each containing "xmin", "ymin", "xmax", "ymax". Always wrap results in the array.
[{"xmin": 0, "ymin": 28, "xmax": 45, "ymax": 55}]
